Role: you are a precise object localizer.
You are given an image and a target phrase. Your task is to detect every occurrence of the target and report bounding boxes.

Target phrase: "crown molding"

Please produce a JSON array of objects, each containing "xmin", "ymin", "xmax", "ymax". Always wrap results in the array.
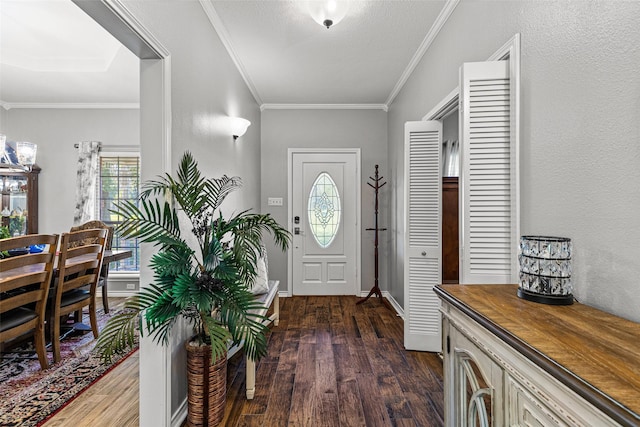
[
  {"xmin": 260, "ymin": 103, "xmax": 388, "ymax": 112},
  {"xmin": 199, "ymin": 0, "xmax": 263, "ymax": 106},
  {"xmin": 385, "ymin": 0, "xmax": 460, "ymax": 107},
  {"xmin": 0, "ymin": 102, "xmax": 139, "ymax": 110},
  {"xmin": 74, "ymin": 0, "xmax": 168, "ymax": 60}
]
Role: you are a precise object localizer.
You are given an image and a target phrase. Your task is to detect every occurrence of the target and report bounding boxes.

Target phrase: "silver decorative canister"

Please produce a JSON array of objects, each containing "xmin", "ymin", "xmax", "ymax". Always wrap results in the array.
[{"xmin": 518, "ymin": 235, "xmax": 573, "ymax": 305}]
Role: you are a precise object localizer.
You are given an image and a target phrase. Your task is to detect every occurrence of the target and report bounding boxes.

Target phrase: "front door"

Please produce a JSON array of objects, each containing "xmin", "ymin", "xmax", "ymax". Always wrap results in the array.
[{"xmin": 290, "ymin": 150, "xmax": 359, "ymax": 295}]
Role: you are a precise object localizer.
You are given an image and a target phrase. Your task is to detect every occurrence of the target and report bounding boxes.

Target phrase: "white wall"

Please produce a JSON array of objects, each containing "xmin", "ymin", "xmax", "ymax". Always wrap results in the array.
[
  {"xmin": 120, "ymin": 1, "xmax": 262, "ymax": 423},
  {"xmin": 4, "ymin": 108, "xmax": 139, "ymax": 233},
  {"xmin": 123, "ymin": 2, "xmax": 261, "ymax": 206},
  {"xmin": 261, "ymin": 109, "xmax": 388, "ymax": 296},
  {"xmin": 389, "ymin": 0, "xmax": 640, "ymax": 322},
  {"xmin": 0, "ymin": 108, "xmax": 7, "ymax": 130},
  {"xmin": 442, "ymin": 112, "xmax": 458, "ymax": 147}
]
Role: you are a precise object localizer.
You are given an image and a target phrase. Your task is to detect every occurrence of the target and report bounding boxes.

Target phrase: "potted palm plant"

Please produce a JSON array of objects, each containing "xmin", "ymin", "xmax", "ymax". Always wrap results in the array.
[{"xmin": 96, "ymin": 152, "xmax": 290, "ymax": 426}]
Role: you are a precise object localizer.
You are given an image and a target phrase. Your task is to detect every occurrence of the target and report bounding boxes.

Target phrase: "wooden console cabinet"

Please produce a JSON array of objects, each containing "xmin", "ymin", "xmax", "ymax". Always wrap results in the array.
[{"xmin": 435, "ymin": 284, "xmax": 640, "ymax": 427}]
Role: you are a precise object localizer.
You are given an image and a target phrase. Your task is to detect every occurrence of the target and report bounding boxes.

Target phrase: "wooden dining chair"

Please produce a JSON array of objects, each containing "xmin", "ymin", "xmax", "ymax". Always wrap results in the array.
[
  {"xmin": 50, "ymin": 228, "xmax": 107, "ymax": 363},
  {"xmin": 0, "ymin": 234, "xmax": 59, "ymax": 370},
  {"xmin": 70, "ymin": 220, "xmax": 114, "ymax": 313}
]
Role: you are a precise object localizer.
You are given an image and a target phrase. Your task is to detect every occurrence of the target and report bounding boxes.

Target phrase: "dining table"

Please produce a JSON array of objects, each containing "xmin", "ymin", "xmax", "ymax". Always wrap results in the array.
[
  {"xmin": 0, "ymin": 249, "xmax": 133, "ymax": 280},
  {"xmin": 103, "ymin": 249, "xmax": 133, "ymax": 265},
  {"xmin": 0, "ymin": 249, "xmax": 131, "ymax": 280},
  {"xmin": 52, "ymin": 248, "xmax": 132, "ymax": 270}
]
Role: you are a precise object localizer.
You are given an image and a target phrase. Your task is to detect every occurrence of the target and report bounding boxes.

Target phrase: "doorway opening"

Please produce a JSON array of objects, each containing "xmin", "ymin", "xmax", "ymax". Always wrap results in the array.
[{"xmin": 72, "ymin": 0, "xmax": 173, "ymax": 425}]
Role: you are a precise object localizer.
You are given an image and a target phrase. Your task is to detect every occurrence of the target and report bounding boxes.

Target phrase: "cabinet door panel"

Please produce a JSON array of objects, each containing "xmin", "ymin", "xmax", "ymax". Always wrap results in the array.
[
  {"xmin": 0, "ymin": 166, "xmax": 39, "ymax": 235},
  {"xmin": 448, "ymin": 324, "xmax": 504, "ymax": 427}
]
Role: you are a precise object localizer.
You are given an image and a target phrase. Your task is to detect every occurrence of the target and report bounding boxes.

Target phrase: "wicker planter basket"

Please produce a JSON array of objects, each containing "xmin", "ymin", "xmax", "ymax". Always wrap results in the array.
[{"xmin": 185, "ymin": 341, "xmax": 227, "ymax": 427}]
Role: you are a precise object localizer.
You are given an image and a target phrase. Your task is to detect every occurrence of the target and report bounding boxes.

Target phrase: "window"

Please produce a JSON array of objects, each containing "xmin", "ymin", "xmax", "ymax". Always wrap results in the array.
[
  {"xmin": 98, "ymin": 155, "xmax": 140, "ymax": 272},
  {"xmin": 307, "ymin": 172, "xmax": 341, "ymax": 248}
]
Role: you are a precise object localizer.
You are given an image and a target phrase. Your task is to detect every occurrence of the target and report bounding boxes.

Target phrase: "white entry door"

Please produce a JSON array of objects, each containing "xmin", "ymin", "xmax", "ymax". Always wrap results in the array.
[{"xmin": 289, "ymin": 150, "xmax": 360, "ymax": 295}]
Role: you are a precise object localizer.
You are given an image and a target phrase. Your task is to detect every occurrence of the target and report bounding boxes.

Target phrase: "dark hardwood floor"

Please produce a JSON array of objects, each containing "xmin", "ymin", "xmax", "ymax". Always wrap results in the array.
[{"xmin": 221, "ymin": 296, "xmax": 444, "ymax": 426}]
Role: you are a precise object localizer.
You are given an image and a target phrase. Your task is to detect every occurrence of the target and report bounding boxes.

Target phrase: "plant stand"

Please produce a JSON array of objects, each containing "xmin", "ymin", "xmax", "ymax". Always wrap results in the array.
[
  {"xmin": 357, "ymin": 165, "xmax": 392, "ymax": 311},
  {"xmin": 185, "ymin": 342, "xmax": 227, "ymax": 427}
]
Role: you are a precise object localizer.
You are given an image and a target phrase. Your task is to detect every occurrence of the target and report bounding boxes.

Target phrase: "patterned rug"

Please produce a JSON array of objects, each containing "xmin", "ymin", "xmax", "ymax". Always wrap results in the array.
[{"xmin": 0, "ymin": 308, "xmax": 138, "ymax": 427}]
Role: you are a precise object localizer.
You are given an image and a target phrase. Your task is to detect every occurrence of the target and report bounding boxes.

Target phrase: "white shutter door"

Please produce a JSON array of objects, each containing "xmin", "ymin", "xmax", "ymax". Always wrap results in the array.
[
  {"xmin": 460, "ymin": 60, "xmax": 518, "ymax": 284},
  {"xmin": 404, "ymin": 120, "xmax": 442, "ymax": 352}
]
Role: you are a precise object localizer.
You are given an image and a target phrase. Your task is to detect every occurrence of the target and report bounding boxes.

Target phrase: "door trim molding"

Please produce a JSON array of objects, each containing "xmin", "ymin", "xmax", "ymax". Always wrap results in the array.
[
  {"xmin": 420, "ymin": 34, "xmax": 521, "ymax": 284},
  {"xmin": 73, "ymin": 1, "xmax": 174, "ymax": 425},
  {"xmin": 287, "ymin": 148, "xmax": 361, "ymax": 296}
]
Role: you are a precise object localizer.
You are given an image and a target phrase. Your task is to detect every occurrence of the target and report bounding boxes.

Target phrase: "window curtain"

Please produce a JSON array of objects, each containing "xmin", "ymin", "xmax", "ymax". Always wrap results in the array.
[{"xmin": 73, "ymin": 141, "xmax": 101, "ymax": 225}]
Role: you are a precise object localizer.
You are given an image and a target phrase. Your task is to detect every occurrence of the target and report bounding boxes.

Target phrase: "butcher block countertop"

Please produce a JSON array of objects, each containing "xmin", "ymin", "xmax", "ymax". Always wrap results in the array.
[{"xmin": 435, "ymin": 284, "xmax": 640, "ymax": 426}]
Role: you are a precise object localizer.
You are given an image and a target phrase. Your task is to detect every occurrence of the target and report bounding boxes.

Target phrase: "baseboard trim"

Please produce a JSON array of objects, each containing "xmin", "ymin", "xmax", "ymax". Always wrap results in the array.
[
  {"xmin": 358, "ymin": 290, "xmax": 404, "ymax": 319},
  {"xmin": 383, "ymin": 291, "xmax": 404, "ymax": 319},
  {"xmin": 171, "ymin": 398, "xmax": 188, "ymax": 427},
  {"xmin": 107, "ymin": 290, "xmax": 137, "ymax": 298}
]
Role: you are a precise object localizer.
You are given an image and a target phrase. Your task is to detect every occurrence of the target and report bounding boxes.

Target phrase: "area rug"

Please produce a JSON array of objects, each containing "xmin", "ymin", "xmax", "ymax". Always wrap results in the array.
[{"xmin": 0, "ymin": 308, "xmax": 139, "ymax": 427}]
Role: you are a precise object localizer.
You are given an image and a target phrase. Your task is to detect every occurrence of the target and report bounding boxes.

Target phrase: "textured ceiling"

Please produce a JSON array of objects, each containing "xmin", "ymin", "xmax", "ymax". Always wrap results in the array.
[
  {"xmin": 0, "ymin": 0, "xmax": 448, "ymax": 107},
  {"xmin": 0, "ymin": 0, "xmax": 139, "ymax": 106},
  {"xmin": 208, "ymin": 0, "xmax": 446, "ymax": 105}
]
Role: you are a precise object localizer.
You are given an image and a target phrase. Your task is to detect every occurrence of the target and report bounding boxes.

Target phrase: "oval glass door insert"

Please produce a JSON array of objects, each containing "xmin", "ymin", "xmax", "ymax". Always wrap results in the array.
[{"xmin": 308, "ymin": 172, "xmax": 341, "ymax": 248}]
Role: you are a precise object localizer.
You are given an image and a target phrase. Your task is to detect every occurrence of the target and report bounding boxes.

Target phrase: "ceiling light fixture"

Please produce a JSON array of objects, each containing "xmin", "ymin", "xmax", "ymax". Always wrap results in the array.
[
  {"xmin": 228, "ymin": 117, "xmax": 251, "ymax": 141},
  {"xmin": 308, "ymin": 0, "xmax": 349, "ymax": 29}
]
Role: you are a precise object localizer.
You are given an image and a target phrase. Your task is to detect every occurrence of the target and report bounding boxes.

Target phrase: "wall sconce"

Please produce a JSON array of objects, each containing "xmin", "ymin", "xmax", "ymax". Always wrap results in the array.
[
  {"xmin": 307, "ymin": 0, "xmax": 350, "ymax": 29},
  {"xmin": 228, "ymin": 117, "xmax": 251, "ymax": 141}
]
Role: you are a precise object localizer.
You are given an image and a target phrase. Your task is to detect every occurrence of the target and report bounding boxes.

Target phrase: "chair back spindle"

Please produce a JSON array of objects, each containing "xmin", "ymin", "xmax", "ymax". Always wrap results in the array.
[{"xmin": 49, "ymin": 228, "xmax": 107, "ymax": 363}]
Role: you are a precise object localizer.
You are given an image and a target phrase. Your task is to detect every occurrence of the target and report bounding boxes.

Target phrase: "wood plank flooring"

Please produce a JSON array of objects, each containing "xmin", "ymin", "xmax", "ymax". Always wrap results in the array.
[
  {"xmin": 42, "ymin": 351, "xmax": 139, "ymax": 427},
  {"xmin": 222, "ymin": 296, "xmax": 443, "ymax": 426},
  {"xmin": 43, "ymin": 296, "xmax": 444, "ymax": 426}
]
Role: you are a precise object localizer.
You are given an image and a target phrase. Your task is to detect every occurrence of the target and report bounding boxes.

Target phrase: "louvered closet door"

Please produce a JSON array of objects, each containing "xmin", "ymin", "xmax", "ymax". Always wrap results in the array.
[
  {"xmin": 404, "ymin": 120, "xmax": 442, "ymax": 352},
  {"xmin": 460, "ymin": 60, "xmax": 518, "ymax": 284}
]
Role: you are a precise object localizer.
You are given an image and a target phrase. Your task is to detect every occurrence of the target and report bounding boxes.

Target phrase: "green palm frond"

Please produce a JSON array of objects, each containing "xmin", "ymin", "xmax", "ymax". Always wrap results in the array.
[
  {"xmin": 144, "ymin": 290, "xmax": 182, "ymax": 332},
  {"xmin": 96, "ymin": 151, "xmax": 292, "ymax": 366},
  {"xmin": 132, "ymin": 285, "xmax": 170, "ymax": 313},
  {"xmin": 218, "ymin": 294, "xmax": 270, "ymax": 361},
  {"xmin": 203, "ymin": 317, "xmax": 233, "ymax": 361},
  {"xmin": 96, "ymin": 308, "xmax": 139, "ymax": 363},
  {"xmin": 137, "ymin": 178, "xmax": 170, "ymax": 200},
  {"xmin": 203, "ymin": 175, "xmax": 242, "ymax": 213},
  {"xmin": 171, "ymin": 272, "xmax": 218, "ymax": 314},
  {"xmin": 145, "ymin": 314, "xmax": 180, "ymax": 347},
  {"xmin": 224, "ymin": 212, "xmax": 291, "ymax": 284},
  {"xmin": 202, "ymin": 237, "xmax": 224, "ymax": 272},
  {"xmin": 172, "ymin": 179, "xmax": 208, "ymax": 220},
  {"xmin": 95, "ymin": 288, "xmax": 163, "ymax": 363},
  {"xmin": 150, "ymin": 245, "xmax": 194, "ymax": 277},
  {"xmin": 112, "ymin": 198, "xmax": 182, "ymax": 245}
]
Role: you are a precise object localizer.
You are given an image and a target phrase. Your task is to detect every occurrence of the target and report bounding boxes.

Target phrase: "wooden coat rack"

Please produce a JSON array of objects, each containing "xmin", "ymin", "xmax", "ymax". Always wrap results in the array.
[{"xmin": 357, "ymin": 165, "xmax": 392, "ymax": 310}]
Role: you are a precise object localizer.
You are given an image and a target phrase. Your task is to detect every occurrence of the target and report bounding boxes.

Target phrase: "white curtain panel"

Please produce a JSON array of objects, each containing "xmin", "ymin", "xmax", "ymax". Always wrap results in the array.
[{"xmin": 73, "ymin": 141, "xmax": 101, "ymax": 225}]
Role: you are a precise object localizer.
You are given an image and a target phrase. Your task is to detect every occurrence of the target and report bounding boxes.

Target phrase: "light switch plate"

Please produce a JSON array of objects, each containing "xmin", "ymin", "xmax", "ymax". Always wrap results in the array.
[{"xmin": 268, "ymin": 197, "xmax": 283, "ymax": 206}]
